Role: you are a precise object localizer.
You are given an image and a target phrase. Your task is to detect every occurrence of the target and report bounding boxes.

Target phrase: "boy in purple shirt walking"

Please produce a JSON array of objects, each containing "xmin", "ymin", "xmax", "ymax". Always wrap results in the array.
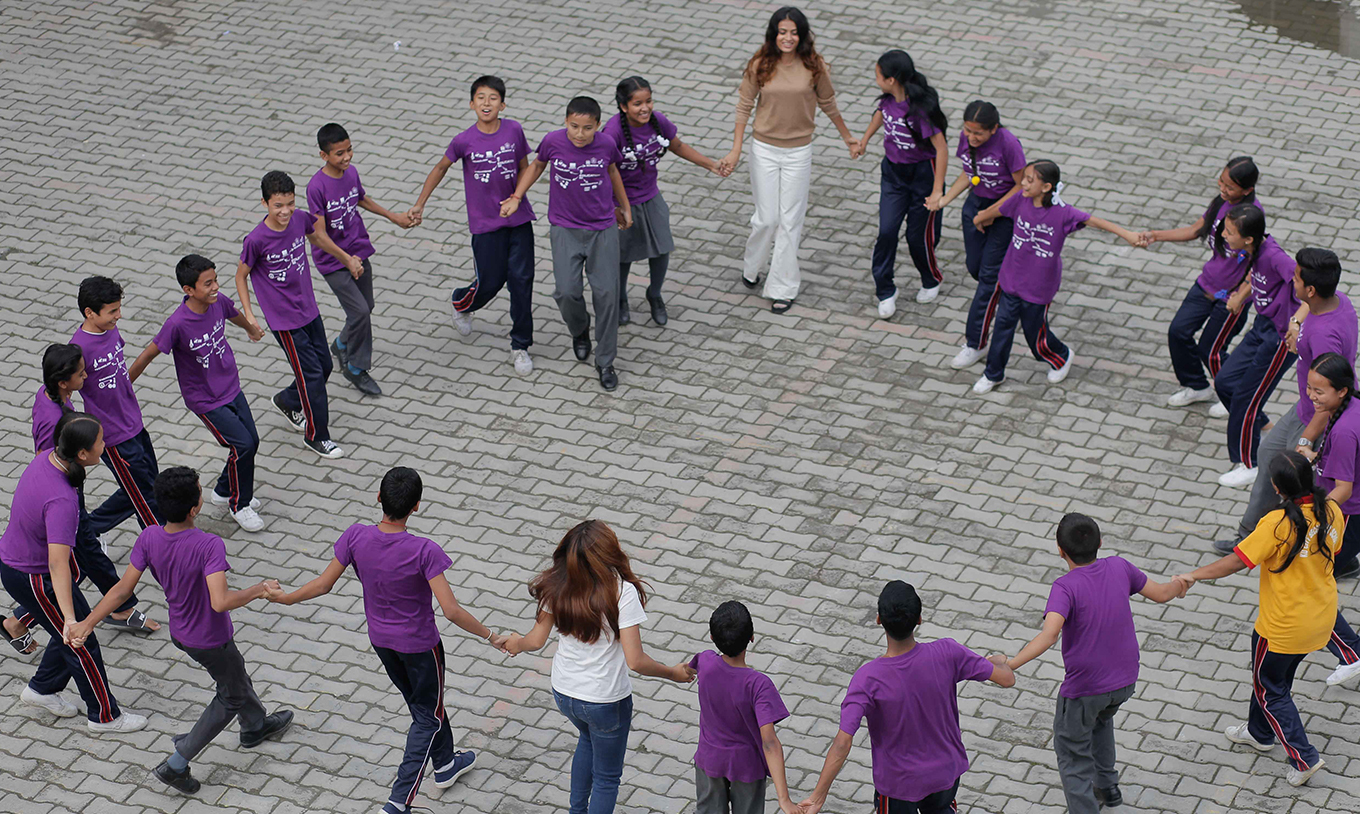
[
  {"xmin": 128, "ymin": 255, "xmax": 268, "ymax": 532},
  {"xmin": 70, "ymin": 466, "xmax": 293, "ymax": 794},
  {"xmin": 270, "ymin": 467, "xmax": 506, "ymax": 814},
  {"xmin": 802, "ymin": 581, "xmax": 1016, "ymax": 814},
  {"xmin": 308, "ymin": 123, "xmax": 414, "ymax": 397},
  {"xmin": 689, "ymin": 601, "xmax": 798, "ymax": 814},
  {"xmin": 235, "ymin": 171, "xmax": 361, "ymax": 460},
  {"xmin": 1004, "ymin": 513, "xmax": 1187, "ymax": 814}
]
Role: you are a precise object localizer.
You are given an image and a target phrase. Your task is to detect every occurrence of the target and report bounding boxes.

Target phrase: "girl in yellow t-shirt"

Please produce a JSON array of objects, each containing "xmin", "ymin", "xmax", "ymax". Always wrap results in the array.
[{"xmin": 1178, "ymin": 451, "xmax": 1355, "ymax": 787}]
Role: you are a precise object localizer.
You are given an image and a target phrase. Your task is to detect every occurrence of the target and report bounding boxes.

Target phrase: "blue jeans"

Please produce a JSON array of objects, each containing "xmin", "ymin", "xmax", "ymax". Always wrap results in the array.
[
  {"xmin": 1167, "ymin": 282, "xmax": 1247, "ymax": 391},
  {"xmin": 553, "ymin": 690, "xmax": 632, "ymax": 814},
  {"xmin": 871, "ymin": 157, "xmax": 941, "ymax": 298},
  {"xmin": 960, "ymin": 192, "xmax": 1011, "ymax": 350}
]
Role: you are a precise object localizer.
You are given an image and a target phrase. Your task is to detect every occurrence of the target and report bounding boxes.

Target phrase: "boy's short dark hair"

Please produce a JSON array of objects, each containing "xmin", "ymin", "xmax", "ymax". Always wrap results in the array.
[
  {"xmin": 709, "ymin": 600, "xmax": 754, "ymax": 657},
  {"xmin": 1297, "ymin": 248, "xmax": 1342, "ymax": 299},
  {"xmin": 470, "ymin": 75, "xmax": 507, "ymax": 101},
  {"xmin": 155, "ymin": 466, "xmax": 202, "ymax": 524},
  {"xmin": 1056, "ymin": 513, "xmax": 1102, "ymax": 564},
  {"xmin": 878, "ymin": 580, "xmax": 922, "ymax": 641},
  {"xmin": 77, "ymin": 276, "xmax": 123, "ymax": 318},
  {"xmin": 261, "ymin": 171, "xmax": 295, "ymax": 202},
  {"xmin": 175, "ymin": 254, "xmax": 216, "ymax": 289},
  {"xmin": 380, "ymin": 467, "xmax": 423, "ymax": 519},
  {"xmin": 566, "ymin": 95, "xmax": 602, "ymax": 123},
  {"xmin": 317, "ymin": 122, "xmax": 350, "ymax": 152}
]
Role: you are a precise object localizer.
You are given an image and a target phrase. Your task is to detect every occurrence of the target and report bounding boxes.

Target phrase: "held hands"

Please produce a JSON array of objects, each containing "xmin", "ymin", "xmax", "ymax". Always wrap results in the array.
[
  {"xmin": 1285, "ymin": 323, "xmax": 1300, "ymax": 353},
  {"xmin": 1225, "ymin": 289, "xmax": 1248, "ymax": 315},
  {"xmin": 389, "ymin": 212, "xmax": 416, "ymax": 229},
  {"xmin": 986, "ymin": 653, "xmax": 1010, "ymax": 668},
  {"xmin": 673, "ymin": 662, "xmax": 697, "ymax": 683},
  {"xmin": 1172, "ymin": 575, "xmax": 1195, "ymax": 597},
  {"xmin": 499, "ymin": 195, "xmax": 522, "ymax": 219},
  {"xmin": 258, "ymin": 579, "xmax": 282, "ymax": 601},
  {"xmin": 345, "ymin": 255, "xmax": 364, "ymax": 280},
  {"xmin": 64, "ymin": 618, "xmax": 92, "ymax": 649},
  {"xmin": 244, "ymin": 320, "xmax": 265, "ymax": 342},
  {"xmin": 1297, "ymin": 445, "xmax": 1318, "ymax": 462},
  {"xmin": 706, "ymin": 158, "xmax": 729, "ymax": 178},
  {"xmin": 617, "ymin": 207, "xmax": 633, "ymax": 230},
  {"xmin": 405, "ymin": 204, "xmax": 424, "ymax": 227},
  {"xmin": 487, "ymin": 632, "xmax": 512, "ymax": 654},
  {"xmin": 777, "ymin": 799, "xmax": 802, "ymax": 814},
  {"xmin": 1136, "ymin": 231, "xmax": 1157, "ymax": 248},
  {"xmin": 797, "ymin": 793, "xmax": 826, "ymax": 814},
  {"xmin": 973, "ymin": 210, "xmax": 997, "ymax": 232},
  {"xmin": 717, "ymin": 149, "xmax": 741, "ymax": 176},
  {"xmin": 503, "ymin": 632, "xmax": 523, "ymax": 656},
  {"xmin": 924, "ymin": 192, "xmax": 945, "ymax": 212},
  {"xmin": 844, "ymin": 137, "xmax": 865, "ymax": 159}
]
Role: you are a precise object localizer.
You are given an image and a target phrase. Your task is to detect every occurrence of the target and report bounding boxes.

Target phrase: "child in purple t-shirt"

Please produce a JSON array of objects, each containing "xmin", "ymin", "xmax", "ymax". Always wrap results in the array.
[
  {"xmin": 128, "ymin": 255, "xmax": 267, "ymax": 532},
  {"xmin": 802, "ymin": 581, "xmax": 1015, "ymax": 814},
  {"xmin": 1004, "ymin": 513, "xmax": 1186, "ymax": 814},
  {"xmin": 689, "ymin": 601, "xmax": 797, "ymax": 814},
  {"xmin": 973, "ymin": 160, "xmax": 1141, "ymax": 394},
  {"xmin": 72, "ymin": 466, "xmax": 292, "ymax": 796},
  {"xmin": 308, "ymin": 123, "xmax": 414, "ymax": 397},
  {"xmin": 271, "ymin": 467, "xmax": 505, "ymax": 814},
  {"xmin": 501, "ymin": 96, "xmax": 631, "ymax": 392},
  {"xmin": 235, "ymin": 171, "xmax": 360, "ymax": 460},
  {"xmin": 409, "ymin": 76, "xmax": 539, "ymax": 376}
]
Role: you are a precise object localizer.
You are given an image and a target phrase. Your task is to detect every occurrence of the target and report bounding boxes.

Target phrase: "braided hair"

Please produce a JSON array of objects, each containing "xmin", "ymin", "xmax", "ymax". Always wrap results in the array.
[
  {"xmin": 42, "ymin": 343, "xmax": 83, "ymax": 408},
  {"xmin": 1268, "ymin": 451, "xmax": 1336, "ymax": 574},
  {"xmin": 1310, "ymin": 352, "xmax": 1354, "ymax": 463},
  {"xmin": 615, "ymin": 76, "xmax": 668, "ymax": 162},
  {"xmin": 53, "ymin": 412, "xmax": 102, "ymax": 490},
  {"xmin": 1223, "ymin": 203, "xmax": 1266, "ymax": 289},
  {"xmin": 1194, "ymin": 156, "xmax": 1258, "ymax": 256}
]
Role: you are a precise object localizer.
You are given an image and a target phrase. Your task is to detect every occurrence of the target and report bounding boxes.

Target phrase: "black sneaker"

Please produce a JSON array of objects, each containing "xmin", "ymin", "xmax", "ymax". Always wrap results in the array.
[
  {"xmin": 342, "ymin": 366, "xmax": 382, "ymax": 396},
  {"xmin": 271, "ymin": 393, "xmax": 307, "ymax": 433},
  {"xmin": 1094, "ymin": 784, "xmax": 1122, "ymax": 808},
  {"xmin": 154, "ymin": 760, "xmax": 201, "ymax": 794},
  {"xmin": 1336, "ymin": 559, "xmax": 1360, "ymax": 580},
  {"xmin": 330, "ymin": 339, "xmax": 349, "ymax": 368},
  {"xmin": 647, "ymin": 293, "xmax": 668, "ymax": 326},
  {"xmin": 618, "ymin": 303, "xmax": 631, "ymax": 325},
  {"xmin": 597, "ymin": 365, "xmax": 618, "ymax": 391},
  {"xmin": 573, "ymin": 332, "xmax": 592, "ymax": 362},
  {"xmin": 304, "ymin": 438, "xmax": 345, "ymax": 459},
  {"xmin": 1213, "ymin": 538, "xmax": 1239, "ymax": 555},
  {"xmin": 240, "ymin": 710, "xmax": 294, "ymax": 748}
]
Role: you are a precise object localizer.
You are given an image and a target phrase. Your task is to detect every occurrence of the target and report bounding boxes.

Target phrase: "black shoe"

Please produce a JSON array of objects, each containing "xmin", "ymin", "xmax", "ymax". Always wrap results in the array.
[
  {"xmin": 1094, "ymin": 784, "xmax": 1122, "ymax": 808},
  {"xmin": 597, "ymin": 365, "xmax": 618, "ymax": 391},
  {"xmin": 618, "ymin": 305, "xmax": 631, "ymax": 326},
  {"xmin": 647, "ymin": 294, "xmax": 668, "ymax": 326},
  {"xmin": 304, "ymin": 438, "xmax": 345, "ymax": 459},
  {"xmin": 342, "ymin": 366, "xmax": 382, "ymax": 396},
  {"xmin": 573, "ymin": 332, "xmax": 592, "ymax": 362},
  {"xmin": 1336, "ymin": 559, "xmax": 1360, "ymax": 580},
  {"xmin": 1213, "ymin": 538, "xmax": 1239, "ymax": 555},
  {"xmin": 330, "ymin": 339, "xmax": 349, "ymax": 368},
  {"xmin": 154, "ymin": 760, "xmax": 201, "ymax": 794},
  {"xmin": 741, "ymin": 274, "xmax": 762, "ymax": 290},
  {"xmin": 240, "ymin": 710, "xmax": 294, "ymax": 748},
  {"xmin": 270, "ymin": 393, "xmax": 307, "ymax": 433}
]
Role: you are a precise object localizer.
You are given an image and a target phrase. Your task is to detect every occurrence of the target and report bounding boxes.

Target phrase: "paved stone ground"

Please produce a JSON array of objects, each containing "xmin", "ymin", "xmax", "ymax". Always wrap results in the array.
[{"xmin": 3, "ymin": 0, "xmax": 1360, "ymax": 812}]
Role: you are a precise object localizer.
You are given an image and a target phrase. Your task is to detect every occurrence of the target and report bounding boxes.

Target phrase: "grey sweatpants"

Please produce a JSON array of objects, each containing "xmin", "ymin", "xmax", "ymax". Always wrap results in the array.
[
  {"xmin": 172, "ymin": 638, "xmax": 267, "ymax": 761},
  {"xmin": 1234, "ymin": 402, "xmax": 1305, "ymax": 540},
  {"xmin": 1053, "ymin": 682, "xmax": 1136, "ymax": 814},
  {"xmin": 322, "ymin": 258, "xmax": 376, "ymax": 371},
  {"xmin": 695, "ymin": 766, "xmax": 767, "ymax": 814},
  {"xmin": 550, "ymin": 225, "xmax": 620, "ymax": 368}
]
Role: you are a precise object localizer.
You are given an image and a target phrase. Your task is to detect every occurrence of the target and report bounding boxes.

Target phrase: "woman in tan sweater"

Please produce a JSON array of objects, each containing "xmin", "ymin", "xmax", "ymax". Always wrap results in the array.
[{"xmin": 720, "ymin": 7, "xmax": 859, "ymax": 314}]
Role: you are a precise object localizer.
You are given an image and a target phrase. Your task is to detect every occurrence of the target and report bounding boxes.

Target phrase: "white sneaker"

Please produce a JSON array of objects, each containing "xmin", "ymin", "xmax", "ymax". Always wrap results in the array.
[
  {"xmin": 1326, "ymin": 660, "xmax": 1360, "ymax": 686},
  {"xmin": 972, "ymin": 375, "xmax": 1001, "ymax": 394},
  {"xmin": 511, "ymin": 349, "xmax": 533, "ymax": 375},
  {"xmin": 950, "ymin": 345, "xmax": 985, "ymax": 369},
  {"xmin": 1287, "ymin": 757, "xmax": 1326, "ymax": 787},
  {"xmin": 230, "ymin": 506, "xmax": 264, "ymax": 533},
  {"xmin": 915, "ymin": 285, "xmax": 940, "ymax": 304},
  {"xmin": 1224, "ymin": 723, "xmax": 1274, "ymax": 752},
  {"xmin": 451, "ymin": 307, "xmax": 472, "ymax": 337},
  {"xmin": 1209, "ymin": 401, "xmax": 1230, "ymax": 418},
  {"xmin": 1047, "ymin": 352, "xmax": 1075, "ymax": 384},
  {"xmin": 211, "ymin": 491, "xmax": 261, "ymax": 511},
  {"xmin": 21, "ymin": 686, "xmax": 78, "ymax": 718},
  {"xmin": 1218, "ymin": 463, "xmax": 1258, "ymax": 488},
  {"xmin": 1167, "ymin": 386, "xmax": 1215, "ymax": 407},
  {"xmin": 88, "ymin": 712, "xmax": 148, "ymax": 734},
  {"xmin": 877, "ymin": 293, "xmax": 898, "ymax": 319}
]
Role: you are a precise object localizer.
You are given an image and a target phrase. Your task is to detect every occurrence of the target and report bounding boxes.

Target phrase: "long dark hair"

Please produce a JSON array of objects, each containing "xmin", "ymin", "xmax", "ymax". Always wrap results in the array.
[
  {"xmin": 876, "ymin": 50, "xmax": 947, "ymax": 149},
  {"xmin": 528, "ymin": 520, "xmax": 649, "ymax": 644},
  {"xmin": 747, "ymin": 7, "xmax": 824, "ymax": 88},
  {"xmin": 963, "ymin": 101, "xmax": 1002, "ymax": 184},
  {"xmin": 53, "ymin": 412, "xmax": 101, "ymax": 490},
  {"xmin": 1195, "ymin": 156, "xmax": 1259, "ymax": 254},
  {"xmin": 1311, "ymin": 352, "xmax": 1355, "ymax": 461},
  {"xmin": 1223, "ymin": 203, "xmax": 1267, "ymax": 288},
  {"xmin": 42, "ymin": 343, "xmax": 83, "ymax": 406},
  {"xmin": 1028, "ymin": 160, "xmax": 1061, "ymax": 207},
  {"xmin": 1268, "ymin": 451, "xmax": 1335, "ymax": 574},
  {"xmin": 614, "ymin": 76, "xmax": 668, "ymax": 160}
]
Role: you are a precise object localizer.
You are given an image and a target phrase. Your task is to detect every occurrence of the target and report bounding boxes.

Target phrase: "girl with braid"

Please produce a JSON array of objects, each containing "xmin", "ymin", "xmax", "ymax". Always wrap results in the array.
[{"xmin": 604, "ymin": 76, "xmax": 724, "ymax": 327}]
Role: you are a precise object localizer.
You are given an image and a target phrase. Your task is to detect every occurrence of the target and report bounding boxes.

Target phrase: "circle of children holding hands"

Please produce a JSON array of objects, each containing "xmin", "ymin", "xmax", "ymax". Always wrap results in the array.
[{"xmin": 6, "ymin": 4, "xmax": 1360, "ymax": 813}]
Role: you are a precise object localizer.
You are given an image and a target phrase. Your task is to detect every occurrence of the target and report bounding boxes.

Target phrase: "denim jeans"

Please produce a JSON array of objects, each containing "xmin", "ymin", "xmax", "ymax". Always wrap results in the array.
[{"xmin": 553, "ymin": 689, "xmax": 632, "ymax": 814}]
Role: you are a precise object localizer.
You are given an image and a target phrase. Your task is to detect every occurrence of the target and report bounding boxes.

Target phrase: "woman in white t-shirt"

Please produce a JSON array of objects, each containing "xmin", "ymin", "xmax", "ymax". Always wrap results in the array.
[{"xmin": 507, "ymin": 520, "xmax": 694, "ymax": 813}]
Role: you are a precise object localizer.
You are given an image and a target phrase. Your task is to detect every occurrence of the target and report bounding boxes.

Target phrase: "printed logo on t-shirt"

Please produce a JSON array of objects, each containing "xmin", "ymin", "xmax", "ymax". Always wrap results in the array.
[
  {"xmin": 187, "ymin": 318, "xmax": 229, "ymax": 369},
  {"xmin": 88, "ymin": 343, "xmax": 127, "ymax": 391},
  {"xmin": 962, "ymin": 152, "xmax": 1007, "ymax": 185},
  {"xmin": 552, "ymin": 158, "xmax": 607, "ymax": 192},
  {"xmin": 324, "ymin": 187, "xmax": 361, "ymax": 233},
  {"xmin": 882, "ymin": 112, "xmax": 921, "ymax": 151},
  {"xmin": 1251, "ymin": 266, "xmax": 1277, "ymax": 309},
  {"xmin": 469, "ymin": 142, "xmax": 520, "ymax": 183},
  {"xmin": 619, "ymin": 132, "xmax": 668, "ymax": 172},
  {"xmin": 1012, "ymin": 218, "xmax": 1058, "ymax": 259},
  {"xmin": 262, "ymin": 236, "xmax": 308, "ymax": 283}
]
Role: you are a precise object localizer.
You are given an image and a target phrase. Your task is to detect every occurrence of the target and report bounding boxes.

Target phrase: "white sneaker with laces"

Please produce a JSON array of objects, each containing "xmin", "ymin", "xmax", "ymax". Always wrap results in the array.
[
  {"xmin": 951, "ymin": 345, "xmax": 984, "ymax": 369},
  {"xmin": 230, "ymin": 506, "xmax": 265, "ymax": 532},
  {"xmin": 1047, "ymin": 353, "xmax": 1075, "ymax": 384},
  {"xmin": 1218, "ymin": 463, "xmax": 1258, "ymax": 488},
  {"xmin": 1223, "ymin": 723, "xmax": 1274, "ymax": 752},
  {"xmin": 1287, "ymin": 757, "xmax": 1326, "ymax": 787},
  {"xmin": 1209, "ymin": 401, "xmax": 1230, "ymax": 418},
  {"xmin": 877, "ymin": 293, "xmax": 897, "ymax": 319},
  {"xmin": 972, "ymin": 375, "xmax": 1000, "ymax": 395},
  {"xmin": 88, "ymin": 712, "xmax": 148, "ymax": 734},
  {"xmin": 451, "ymin": 307, "xmax": 472, "ymax": 337},
  {"xmin": 21, "ymin": 686, "xmax": 78, "ymax": 718},
  {"xmin": 212, "ymin": 491, "xmax": 261, "ymax": 511},
  {"xmin": 1167, "ymin": 386, "xmax": 1215, "ymax": 407},
  {"xmin": 915, "ymin": 285, "xmax": 939, "ymax": 304},
  {"xmin": 1326, "ymin": 660, "xmax": 1360, "ymax": 686},
  {"xmin": 511, "ymin": 349, "xmax": 533, "ymax": 375}
]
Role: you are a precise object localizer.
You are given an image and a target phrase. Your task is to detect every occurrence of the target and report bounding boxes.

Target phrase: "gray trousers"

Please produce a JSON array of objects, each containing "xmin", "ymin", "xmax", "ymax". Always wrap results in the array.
[
  {"xmin": 1235, "ymin": 402, "xmax": 1305, "ymax": 540},
  {"xmin": 322, "ymin": 258, "xmax": 376, "ymax": 371},
  {"xmin": 550, "ymin": 225, "xmax": 620, "ymax": 368},
  {"xmin": 1053, "ymin": 682, "xmax": 1135, "ymax": 814},
  {"xmin": 695, "ymin": 766, "xmax": 767, "ymax": 814},
  {"xmin": 172, "ymin": 638, "xmax": 267, "ymax": 761}
]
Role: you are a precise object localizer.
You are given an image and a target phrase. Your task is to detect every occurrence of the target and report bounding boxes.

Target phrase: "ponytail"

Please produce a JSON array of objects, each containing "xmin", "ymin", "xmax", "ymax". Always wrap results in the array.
[
  {"xmin": 53, "ymin": 412, "xmax": 101, "ymax": 490},
  {"xmin": 876, "ymin": 50, "xmax": 947, "ymax": 148},
  {"xmin": 1194, "ymin": 156, "xmax": 1259, "ymax": 254},
  {"xmin": 41, "ymin": 343, "xmax": 83, "ymax": 407},
  {"xmin": 1268, "ymin": 451, "xmax": 1335, "ymax": 573}
]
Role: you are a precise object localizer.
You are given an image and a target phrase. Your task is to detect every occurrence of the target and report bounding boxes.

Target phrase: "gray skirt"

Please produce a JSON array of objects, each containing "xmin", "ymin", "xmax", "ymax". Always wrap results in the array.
[{"xmin": 619, "ymin": 193, "xmax": 674, "ymax": 263}]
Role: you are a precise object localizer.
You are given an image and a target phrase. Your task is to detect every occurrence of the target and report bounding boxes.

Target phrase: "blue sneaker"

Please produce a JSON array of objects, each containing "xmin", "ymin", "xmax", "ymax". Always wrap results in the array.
[{"xmin": 433, "ymin": 750, "xmax": 476, "ymax": 789}]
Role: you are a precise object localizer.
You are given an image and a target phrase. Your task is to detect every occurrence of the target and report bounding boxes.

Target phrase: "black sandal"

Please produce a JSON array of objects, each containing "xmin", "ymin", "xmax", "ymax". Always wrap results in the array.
[
  {"xmin": 104, "ymin": 608, "xmax": 156, "ymax": 633},
  {"xmin": 771, "ymin": 299, "xmax": 793, "ymax": 314},
  {"xmin": 3, "ymin": 615, "xmax": 36, "ymax": 654},
  {"xmin": 742, "ymin": 274, "xmax": 763, "ymax": 290}
]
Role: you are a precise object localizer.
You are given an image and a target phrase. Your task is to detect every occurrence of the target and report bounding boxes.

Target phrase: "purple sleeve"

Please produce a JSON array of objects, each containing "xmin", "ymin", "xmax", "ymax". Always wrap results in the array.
[
  {"xmin": 333, "ymin": 529, "xmax": 354, "ymax": 566},
  {"xmin": 752, "ymin": 672, "xmax": 790, "ymax": 727},
  {"xmin": 607, "ymin": 140, "xmax": 624, "ymax": 166},
  {"xmin": 152, "ymin": 315, "xmax": 176, "ymax": 355},
  {"xmin": 514, "ymin": 125, "xmax": 530, "ymax": 162},
  {"xmin": 204, "ymin": 535, "xmax": 231, "ymax": 577},
  {"xmin": 1044, "ymin": 581, "xmax": 1072, "ymax": 619},
  {"xmin": 219, "ymin": 295, "xmax": 239, "ymax": 320},
  {"xmin": 300, "ymin": 211, "xmax": 316, "ymax": 235},
  {"xmin": 946, "ymin": 640, "xmax": 995, "ymax": 683},
  {"xmin": 1123, "ymin": 557, "xmax": 1148, "ymax": 595},
  {"xmin": 536, "ymin": 134, "xmax": 554, "ymax": 162},
  {"xmin": 421, "ymin": 540, "xmax": 453, "ymax": 580},
  {"xmin": 43, "ymin": 496, "xmax": 78, "ymax": 548},
  {"xmin": 355, "ymin": 169, "xmax": 366, "ymax": 202},
  {"xmin": 918, "ymin": 113, "xmax": 940, "ymax": 139},
  {"xmin": 688, "ymin": 652, "xmax": 700, "ymax": 670},
  {"xmin": 129, "ymin": 536, "xmax": 148, "ymax": 571},
  {"xmin": 954, "ymin": 132, "xmax": 968, "ymax": 161},
  {"xmin": 444, "ymin": 135, "xmax": 463, "ymax": 164},
  {"xmin": 1065, "ymin": 206, "xmax": 1091, "ymax": 235},
  {"xmin": 1003, "ymin": 130, "xmax": 1026, "ymax": 173},
  {"xmin": 305, "ymin": 181, "xmax": 325, "ymax": 222},
  {"xmin": 1328, "ymin": 426, "xmax": 1360, "ymax": 484},
  {"xmin": 656, "ymin": 112, "xmax": 679, "ymax": 140},
  {"xmin": 837, "ymin": 668, "xmax": 871, "ymax": 736},
  {"xmin": 240, "ymin": 233, "xmax": 257, "ymax": 268},
  {"xmin": 999, "ymin": 194, "xmax": 1021, "ymax": 219}
]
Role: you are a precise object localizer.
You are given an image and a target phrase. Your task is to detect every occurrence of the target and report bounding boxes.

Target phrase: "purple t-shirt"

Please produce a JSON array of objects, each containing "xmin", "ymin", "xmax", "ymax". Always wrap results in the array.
[
  {"xmin": 1250, "ymin": 236, "xmax": 1299, "ymax": 337},
  {"xmin": 536, "ymin": 129, "xmax": 623, "ymax": 230},
  {"xmin": 1295, "ymin": 293, "xmax": 1358, "ymax": 424},
  {"xmin": 603, "ymin": 112, "xmax": 679, "ymax": 206},
  {"xmin": 997, "ymin": 195, "xmax": 1090, "ymax": 305},
  {"xmin": 70, "ymin": 326, "xmax": 144, "ymax": 447},
  {"xmin": 1317, "ymin": 406, "xmax": 1360, "ymax": 516},
  {"xmin": 1195, "ymin": 199, "xmax": 1265, "ymax": 295},
  {"xmin": 688, "ymin": 650, "xmax": 790, "ymax": 783},
  {"xmin": 153, "ymin": 296, "xmax": 243, "ymax": 415},
  {"xmin": 839, "ymin": 639, "xmax": 994, "ymax": 802},
  {"xmin": 0, "ymin": 454, "xmax": 79, "ymax": 574},
  {"xmin": 130, "ymin": 526, "xmax": 234, "ymax": 650},
  {"xmin": 240, "ymin": 214, "xmax": 320, "ymax": 332},
  {"xmin": 31, "ymin": 387, "xmax": 71, "ymax": 453},
  {"xmin": 306, "ymin": 166, "xmax": 374, "ymax": 274},
  {"xmin": 879, "ymin": 97, "xmax": 940, "ymax": 165},
  {"xmin": 445, "ymin": 119, "xmax": 537, "ymax": 235},
  {"xmin": 1044, "ymin": 556, "xmax": 1148, "ymax": 698},
  {"xmin": 334, "ymin": 524, "xmax": 453, "ymax": 653},
  {"xmin": 956, "ymin": 127, "xmax": 1025, "ymax": 200}
]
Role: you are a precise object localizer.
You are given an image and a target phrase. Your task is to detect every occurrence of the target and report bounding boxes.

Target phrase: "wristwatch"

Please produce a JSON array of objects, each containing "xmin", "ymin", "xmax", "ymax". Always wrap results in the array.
[{"xmin": 1298, "ymin": 437, "xmax": 1313, "ymax": 448}]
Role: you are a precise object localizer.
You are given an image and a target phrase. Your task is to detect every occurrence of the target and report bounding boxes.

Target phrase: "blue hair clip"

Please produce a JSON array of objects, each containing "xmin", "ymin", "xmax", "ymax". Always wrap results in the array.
[
  {"xmin": 1214, "ymin": 289, "xmax": 1229, "ymax": 301},
  {"xmin": 1234, "ymin": 250, "xmax": 1249, "ymax": 263}
]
